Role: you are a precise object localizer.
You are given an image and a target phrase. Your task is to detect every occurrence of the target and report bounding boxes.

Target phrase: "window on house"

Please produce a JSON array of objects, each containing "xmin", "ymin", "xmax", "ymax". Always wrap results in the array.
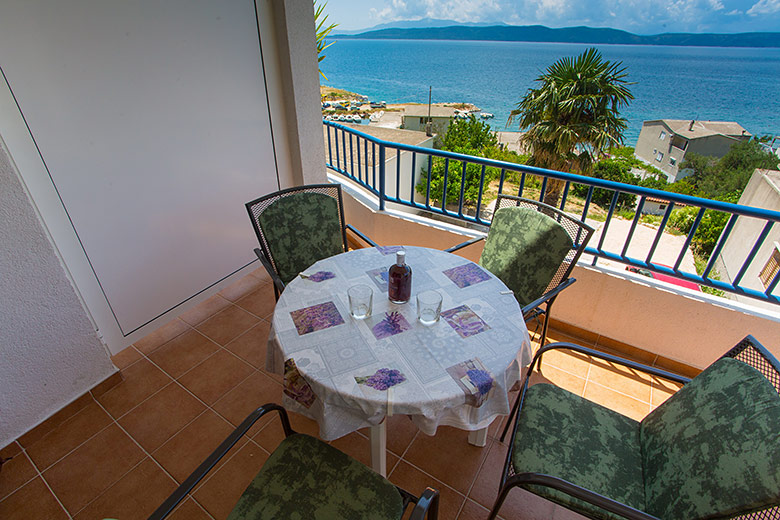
[
  {"xmin": 656, "ymin": 152, "xmax": 664, "ymax": 162},
  {"xmin": 419, "ymin": 117, "xmax": 425, "ymax": 124},
  {"xmin": 659, "ymin": 131, "xmax": 667, "ymax": 140},
  {"xmin": 669, "ymin": 157, "xmax": 677, "ymax": 166},
  {"xmin": 759, "ymin": 245, "xmax": 780, "ymax": 289},
  {"xmin": 659, "ymin": 204, "xmax": 667, "ymax": 210}
]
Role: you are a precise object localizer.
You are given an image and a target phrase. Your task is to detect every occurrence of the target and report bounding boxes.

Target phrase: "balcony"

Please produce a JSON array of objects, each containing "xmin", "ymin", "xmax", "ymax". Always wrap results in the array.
[
  {"xmin": 3, "ymin": 120, "xmax": 780, "ymax": 519},
  {"xmin": 0, "ymin": 267, "xmax": 687, "ymax": 520}
]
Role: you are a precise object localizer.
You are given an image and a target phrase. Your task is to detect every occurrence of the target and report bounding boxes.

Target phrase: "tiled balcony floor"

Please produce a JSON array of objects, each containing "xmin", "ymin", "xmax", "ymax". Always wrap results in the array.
[{"xmin": 0, "ymin": 268, "xmax": 684, "ymax": 520}]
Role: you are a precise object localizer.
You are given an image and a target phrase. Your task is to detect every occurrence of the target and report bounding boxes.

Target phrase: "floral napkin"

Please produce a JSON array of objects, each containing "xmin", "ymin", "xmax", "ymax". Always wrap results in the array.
[{"xmin": 446, "ymin": 358, "xmax": 494, "ymax": 407}]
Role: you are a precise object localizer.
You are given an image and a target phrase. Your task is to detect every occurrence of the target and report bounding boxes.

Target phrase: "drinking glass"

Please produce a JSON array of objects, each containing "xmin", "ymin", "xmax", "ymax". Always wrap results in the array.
[
  {"xmin": 417, "ymin": 290, "xmax": 442, "ymax": 325},
  {"xmin": 348, "ymin": 284, "xmax": 373, "ymax": 319}
]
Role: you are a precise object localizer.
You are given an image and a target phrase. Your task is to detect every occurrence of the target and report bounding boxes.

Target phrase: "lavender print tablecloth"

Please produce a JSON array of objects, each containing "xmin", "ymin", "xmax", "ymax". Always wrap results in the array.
[{"xmin": 266, "ymin": 246, "xmax": 532, "ymax": 440}]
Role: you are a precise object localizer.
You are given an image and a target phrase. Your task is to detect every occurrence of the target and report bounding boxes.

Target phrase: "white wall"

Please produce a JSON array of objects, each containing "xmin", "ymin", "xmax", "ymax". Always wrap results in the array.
[
  {"xmin": 0, "ymin": 141, "xmax": 115, "ymax": 447},
  {"xmin": 0, "ymin": 0, "xmax": 324, "ymax": 446}
]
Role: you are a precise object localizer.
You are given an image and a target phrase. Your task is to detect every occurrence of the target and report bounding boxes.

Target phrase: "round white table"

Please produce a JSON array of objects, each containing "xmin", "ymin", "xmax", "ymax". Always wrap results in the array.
[{"xmin": 266, "ymin": 246, "xmax": 532, "ymax": 476}]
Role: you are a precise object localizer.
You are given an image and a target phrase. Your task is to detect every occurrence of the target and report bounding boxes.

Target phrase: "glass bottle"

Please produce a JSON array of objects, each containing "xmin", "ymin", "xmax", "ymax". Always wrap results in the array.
[{"xmin": 388, "ymin": 250, "xmax": 412, "ymax": 303}]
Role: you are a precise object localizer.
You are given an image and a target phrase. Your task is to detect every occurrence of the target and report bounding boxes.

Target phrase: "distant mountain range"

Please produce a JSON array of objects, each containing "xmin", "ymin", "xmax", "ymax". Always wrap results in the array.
[
  {"xmin": 333, "ymin": 23, "xmax": 780, "ymax": 48},
  {"xmin": 335, "ymin": 18, "xmax": 507, "ymax": 35}
]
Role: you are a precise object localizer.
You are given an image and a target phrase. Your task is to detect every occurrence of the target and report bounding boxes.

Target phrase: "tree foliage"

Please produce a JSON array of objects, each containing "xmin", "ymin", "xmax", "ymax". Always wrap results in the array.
[
  {"xmin": 508, "ymin": 48, "xmax": 634, "ymax": 207},
  {"xmin": 416, "ymin": 116, "xmax": 527, "ymax": 207},
  {"xmin": 314, "ymin": 1, "xmax": 336, "ymax": 80},
  {"xmin": 678, "ymin": 139, "xmax": 778, "ymax": 199}
]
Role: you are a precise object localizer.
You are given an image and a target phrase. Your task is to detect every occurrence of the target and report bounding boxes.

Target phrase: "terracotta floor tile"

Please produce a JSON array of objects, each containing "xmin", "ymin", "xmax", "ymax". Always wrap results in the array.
[
  {"xmin": 386, "ymin": 414, "xmax": 421, "ymax": 457},
  {"xmin": 0, "ymin": 441, "xmax": 21, "ymax": 459},
  {"xmin": 134, "ymin": 318, "xmax": 191, "ymax": 354},
  {"xmin": 650, "ymin": 376, "xmax": 684, "ymax": 408},
  {"xmin": 18, "ymin": 392, "xmax": 93, "ymax": 448},
  {"xmin": 587, "ymin": 359, "xmax": 653, "ymax": 403},
  {"xmin": 253, "ymin": 410, "xmax": 321, "ymax": 453},
  {"xmin": 178, "ymin": 349, "xmax": 254, "ymax": 405},
  {"xmin": 90, "ymin": 371, "xmax": 123, "ymax": 398},
  {"xmin": 96, "ymin": 358, "xmax": 171, "ymax": 418},
  {"xmin": 118, "ymin": 383, "xmax": 205, "ymax": 452},
  {"xmin": 178, "ymin": 293, "xmax": 233, "ymax": 326},
  {"xmin": 0, "ymin": 478, "xmax": 69, "ymax": 520},
  {"xmin": 388, "ymin": 460, "xmax": 465, "ymax": 520},
  {"xmin": 196, "ymin": 305, "xmax": 260, "ymax": 346},
  {"xmin": 219, "ymin": 273, "xmax": 267, "ymax": 302},
  {"xmin": 234, "ymin": 283, "xmax": 276, "ymax": 319},
  {"xmin": 224, "ymin": 320, "xmax": 271, "ymax": 369},
  {"xmin": 251, "ymin": 267, "xmax": 272, "ymax": 285},
  {"xmin": 167, "ymin": 498, "xmax": 212, "ymax": 520},
  {"xmin": 582, "ymin": 381, "xmax": 651, "ymax": 422},
  {"xmin": 152, "ymin": 410, "xmax": 235, "ymax": 483},
  {"xmin": 43, "ymin": 424, "xmax": 145, "ymax": 514},
  {"xmin": 73, "ymin": 458, "xmax": 176, "ymax": 520},
  {"xmin": 538, "ymin": 348, "xmax": 593, "ymax": 379},
  {"xmin": 403, "ymin": 426, "xmax": 491, "ymax": 494},
  {"xmin": 193, "ymin": 441, "xmax": 269, "ymax": 519},
  {"xmin": 458, "ymin": 498, "xmax": 491, "ymax": 520},
  {"xmin": 0, "ymin": 450, "xmax": 37, "ymax": 501},
  {"xmin": 329, "ymin": 431, "xmax": 400, "ymax": 471},
  {"xmin": 468, "ymin": 441, "xmax": 556, "ymax": 520},
  {"xmin": 26, "ymin": 400, "xmax": 113, "ymax": 470},
  {"xmin": 212, "ymin": 371, "xmax": 284, "ymax": 430},
  {"xmin": 148, "ymin": 329, "xmax": 220, "ymax": 379},
  {"xmin": 111, "ymin": 345, "xmax": 143, "ymax": 369},
  {"xmin": 533, "ymin": 364, "xmax": 587, "ymax": 396}
]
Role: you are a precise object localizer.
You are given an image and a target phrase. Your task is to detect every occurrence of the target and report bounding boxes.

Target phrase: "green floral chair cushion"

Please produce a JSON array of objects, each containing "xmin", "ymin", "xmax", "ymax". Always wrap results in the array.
[
  {"xmin": 479, "ymin": 206, "xmax": 573, "ymax": 307},
  {"xmin": 640, "ymin": 358, "xmax": 780, "ymax": 520},
  {"xmin": 227, "ymin": 433, "xmax": 404, "ymax": 520},
  {"xmin": 512, "ymin": 383, "xmax": 645, "ymax": 519},
  {"xmin": 258, "ymin": 192, "xmax": 345, "ymax": 285}
]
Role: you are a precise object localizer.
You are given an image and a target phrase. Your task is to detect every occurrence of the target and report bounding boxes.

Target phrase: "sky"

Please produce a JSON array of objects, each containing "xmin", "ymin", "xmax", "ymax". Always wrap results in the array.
[{"xmin": 324, "ymin": 0, "xmax": 780, "ymax": 34}]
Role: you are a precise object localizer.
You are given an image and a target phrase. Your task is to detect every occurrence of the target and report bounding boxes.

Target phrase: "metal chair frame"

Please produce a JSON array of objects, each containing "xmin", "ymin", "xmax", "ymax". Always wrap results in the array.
[
  {"xmin": 447, "ymin": 194, "xmax": 594, "ymax": 347},
  {"xmin": 246, "ymin": 183, "xmax": 377, "ymax": 300},
  {"xmin": 149, "ymin": 403, "xmax": 439, "ymax": 520},
  {"xmin": 489, "ymin": 336, "xmax": 780, "ymax": 520}
]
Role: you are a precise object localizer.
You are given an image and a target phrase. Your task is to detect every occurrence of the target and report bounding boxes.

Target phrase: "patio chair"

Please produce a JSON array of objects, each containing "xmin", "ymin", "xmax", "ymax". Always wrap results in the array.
[
  {"xmin": 149, "ymin": 403, "xmax": 440, "ymax": 520},
  {"xmin": 445, "ymin": 195, "xmax": 594, "ymax": 439},
  {"xmin": 246, "ymin": 183, "xmax": 377, "ymax": 300},
  {"xmin": 489, "ymin": 335, "xmax": 780, "ymax": 520},
  {"xmin": 446, "ymin": 194, "xmax": 594, "ymax": 349}
]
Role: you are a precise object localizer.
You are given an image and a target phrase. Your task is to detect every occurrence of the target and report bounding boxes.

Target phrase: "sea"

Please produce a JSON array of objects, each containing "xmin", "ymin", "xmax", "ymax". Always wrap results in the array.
[{"xmin": 320, "ymin": 39, "xmax": 780, "ymax": 145}]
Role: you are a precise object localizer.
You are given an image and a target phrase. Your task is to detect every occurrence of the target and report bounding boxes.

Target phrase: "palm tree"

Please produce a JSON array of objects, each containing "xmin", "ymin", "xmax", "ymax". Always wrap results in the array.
[
  {"xmin": 508, "ymin": 48, "xmax": 634, "ymax": 208},
  {"xmin": 314, "ymin": 1, "xmax": 337, "ymax": 80}
]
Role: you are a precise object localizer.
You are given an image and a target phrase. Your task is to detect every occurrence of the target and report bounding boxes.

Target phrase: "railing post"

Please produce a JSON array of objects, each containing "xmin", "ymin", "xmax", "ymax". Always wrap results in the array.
[{"xmin": 378, "ymin": 143, "xmax": 386, "ymax": 211}]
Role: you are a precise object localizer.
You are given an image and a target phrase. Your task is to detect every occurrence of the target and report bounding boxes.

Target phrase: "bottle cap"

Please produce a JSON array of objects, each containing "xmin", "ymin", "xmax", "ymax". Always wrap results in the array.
[{"xmin": 396, "ymin": 250, "xmax": 405, "ymax": 265}]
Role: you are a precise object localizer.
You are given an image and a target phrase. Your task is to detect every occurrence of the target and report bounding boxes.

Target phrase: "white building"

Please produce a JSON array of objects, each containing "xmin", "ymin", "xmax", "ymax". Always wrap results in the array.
[
  {"xmin": 635, "ymin": 120, "xmax": 751, "ymax": 182},
  {"xmin": 714, "ymin": 169, "xmax": 780, "ymax": 312}
]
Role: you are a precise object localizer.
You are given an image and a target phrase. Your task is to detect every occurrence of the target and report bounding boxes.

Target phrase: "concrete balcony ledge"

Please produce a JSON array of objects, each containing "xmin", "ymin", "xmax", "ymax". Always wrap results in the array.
[{"xmin": 333, "ymin": 174, "xmax": 780, "ymax": 373}]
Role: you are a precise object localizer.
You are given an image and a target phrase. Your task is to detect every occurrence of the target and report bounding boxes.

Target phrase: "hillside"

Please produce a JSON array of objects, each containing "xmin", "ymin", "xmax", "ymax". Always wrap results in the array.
[{"xmin": 333, "ymin": 24, "xmax": 780, "ymax": 48}]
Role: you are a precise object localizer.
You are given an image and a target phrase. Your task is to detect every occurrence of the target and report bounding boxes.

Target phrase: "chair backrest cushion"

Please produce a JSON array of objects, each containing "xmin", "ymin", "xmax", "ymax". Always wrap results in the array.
[
  {"xmin": 640, "ymin": 357, "xmax": 780, "ymax": 520},
  {"xmin": 258, "ymin": 192, "xmax": 345, "ymax": 285},
  {"xmin": 479, "ymin": 206, "xmax": 573, "ymax": 306}
]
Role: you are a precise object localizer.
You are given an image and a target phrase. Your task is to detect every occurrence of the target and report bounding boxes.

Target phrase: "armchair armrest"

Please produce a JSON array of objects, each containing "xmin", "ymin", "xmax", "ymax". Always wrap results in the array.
[
  {"xmin": 409, "ymin": 487, "xmax": 440, "ymax": 520},
  {"xmin": 505, "ymin": 473, "xmax": 660, "ymax": 520},
  {"xmin": 521, "ymin": 277, "xmax": 576, "ymax": 318},
  {"xmin": 254, "ymin": 248, "xmax": 285, "ymax": 296},
  {"xmin": 345, "ymin": 224, "xmax": 378, "ymax": 247},
  {"xmin": 532, "ymin": 342, "xmax": 692, "ymax": 384},
  {"xmin": 444, "ymin": 236, "xmax": 485, "ymax": 253},
  {"xmin": 148, "ymin": 404, "xmax": 292, "ymax": 520}
]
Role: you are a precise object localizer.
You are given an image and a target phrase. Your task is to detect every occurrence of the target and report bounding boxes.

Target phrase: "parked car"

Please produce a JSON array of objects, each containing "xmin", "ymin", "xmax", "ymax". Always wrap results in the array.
[
  {"xmin": 626, "ymin": 265, "xmax": 701, "ymax": 291},
  {"xmin": 370, "ymin": 101, "xmax": 386, "ymax": 108}
]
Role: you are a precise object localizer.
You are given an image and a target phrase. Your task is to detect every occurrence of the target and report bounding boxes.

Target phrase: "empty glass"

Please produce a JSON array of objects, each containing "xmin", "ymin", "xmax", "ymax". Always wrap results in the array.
[
  {"xmin": 348, "ymin": 284, "xmax": 373, "ymax": 319},
  {"xmin": 417, "ymin": 290, "xmax": 442, "ymax": 325}
]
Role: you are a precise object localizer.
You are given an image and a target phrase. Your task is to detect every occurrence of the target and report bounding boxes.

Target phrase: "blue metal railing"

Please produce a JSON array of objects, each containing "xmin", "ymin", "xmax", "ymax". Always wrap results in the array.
[{"xmin": 324, "ymin": 121, "xmax": 780, "ymax": 305}]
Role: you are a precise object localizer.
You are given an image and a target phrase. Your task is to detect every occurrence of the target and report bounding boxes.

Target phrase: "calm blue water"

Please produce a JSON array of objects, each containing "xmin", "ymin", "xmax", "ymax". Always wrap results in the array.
[{"xmin": 321, "ymin": 39, "xmax": 780, "ymax": 144}]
